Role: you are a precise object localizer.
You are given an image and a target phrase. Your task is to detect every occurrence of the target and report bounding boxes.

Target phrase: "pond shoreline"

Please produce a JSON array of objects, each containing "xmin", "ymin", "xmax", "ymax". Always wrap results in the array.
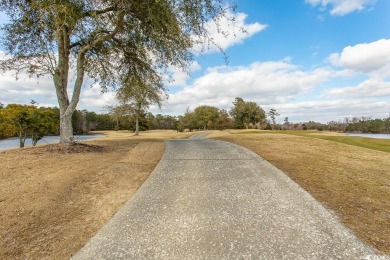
[
  {"xmin": 345, "ymin": 133, "xmax": 390, "ymax": 139},
  {"xmin": 0, "ymin": 134, "xmax": 105, "ymax": 151}
]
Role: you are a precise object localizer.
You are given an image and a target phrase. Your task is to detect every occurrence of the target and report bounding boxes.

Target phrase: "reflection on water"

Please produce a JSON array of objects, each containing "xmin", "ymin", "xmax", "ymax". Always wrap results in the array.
[
  {"xmin": 346, "ymin": 133, "xmax": 390, "ymax": 139},
  {"xmin": 0, "ymin": 134, "xmax": 105, "ymax": 151}
]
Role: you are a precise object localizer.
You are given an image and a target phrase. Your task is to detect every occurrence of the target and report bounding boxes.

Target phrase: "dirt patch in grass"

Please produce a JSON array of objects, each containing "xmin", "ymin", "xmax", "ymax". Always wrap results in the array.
[
  {"xmin": 0, "ymin": 130, "xmax": 180, "ymax": 259},
  {"xmin": 212, "ymin": 131, "xmax": 390, "ymax": 254},
  {"xmin": 35, "ymin": 142, "xmax": 107, "ymax": 153}
]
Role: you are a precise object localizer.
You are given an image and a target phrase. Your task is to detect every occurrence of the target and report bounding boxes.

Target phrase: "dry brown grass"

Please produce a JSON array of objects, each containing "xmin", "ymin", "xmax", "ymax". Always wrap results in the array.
[
  {"xmin": 2, "ymin": 129, "xmax": 388, "ymax": 257},
  {"xmin": 93, "ymin": 129, "xmax": 195, "ymax": 141},
  {"xmin": 0, "ymin": 130, "xmax": 191, "ymax": 259},
  {"xmin": 212, "ymin": 131, "xmax": 390, "ymax": 254}
]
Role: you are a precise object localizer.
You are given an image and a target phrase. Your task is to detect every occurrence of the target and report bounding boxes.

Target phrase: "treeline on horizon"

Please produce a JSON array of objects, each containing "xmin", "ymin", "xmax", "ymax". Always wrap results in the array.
[{"xmin": 0, "ymin": 99, "xmax": 389, "ymax": 141}]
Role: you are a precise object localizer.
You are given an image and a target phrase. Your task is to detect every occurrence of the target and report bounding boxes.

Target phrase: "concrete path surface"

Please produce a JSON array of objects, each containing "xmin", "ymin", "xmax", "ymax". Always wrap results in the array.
[{"xmin": 73, "ymin": 139, "xmax": 374, "ymax": 259}]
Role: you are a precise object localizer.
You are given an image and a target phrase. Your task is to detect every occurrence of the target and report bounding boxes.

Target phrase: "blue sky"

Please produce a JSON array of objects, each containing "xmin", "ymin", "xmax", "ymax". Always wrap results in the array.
[
  {"xmin": 1, "ymin": 0, "xmax": 390, "ymax": 123},
  {"xmin": 227, "ymin": 0, "xmax": 390, "ymax": 68}
]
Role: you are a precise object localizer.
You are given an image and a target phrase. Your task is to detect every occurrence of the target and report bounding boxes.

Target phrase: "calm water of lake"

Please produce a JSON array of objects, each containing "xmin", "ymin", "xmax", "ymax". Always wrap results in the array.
[
  {"xmin": 0, "ymin": 134, "xmax": 105, "ymax": 151},
  {"xmin": 346, "ymin": 133, "xmax": 390, "ymax": 139}
]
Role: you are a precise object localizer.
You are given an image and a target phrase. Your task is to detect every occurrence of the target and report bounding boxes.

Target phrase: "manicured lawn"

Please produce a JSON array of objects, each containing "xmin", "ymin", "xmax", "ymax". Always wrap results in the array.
[{"xmin": 232, "ymin": 130, "xmax": 390, "ymax": 153}]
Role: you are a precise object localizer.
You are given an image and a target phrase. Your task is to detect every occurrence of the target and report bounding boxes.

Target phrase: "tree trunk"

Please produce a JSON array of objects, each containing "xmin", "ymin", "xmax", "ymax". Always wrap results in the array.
[
  {"xmin": 135, "ymin": 114, "xmax": 139, "ymax": 135},
  {"xmin": 115, "ymin": 117, "xmax": 119, "ymax": 131},
  {"xmin": 19, "ymin": 132, "xmax": 26, "ymax": 148},
  {"xmin": 32, "ymin": 133, "xmax": 38, "ymax": 146},
  {"xmin": 82, "ymin": 111, "xmax": 88, "ymax": 134},
  {"xmin": 54, "ymin": 27, "xmax": 86, "ymax": 144},
  {"xmin": 32, "ymin": 137, "xmax": 38, "ymax": 146},
  {"xmin": 60, "ymin": 114, "xmax": 74, "ymax": 143},
  {"xmin": 54, "ymin": 27, "xmax": 73, "ymax": 143}
]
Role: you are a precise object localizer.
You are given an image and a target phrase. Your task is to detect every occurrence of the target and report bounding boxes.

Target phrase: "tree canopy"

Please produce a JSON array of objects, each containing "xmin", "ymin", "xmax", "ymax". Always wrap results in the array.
[
  {"xmin": 0, "ymin": 104, "xmax": 58, "ymax": 147},
  {"xmin": 0, "ymin": 0, "xmax": 236, "ymax": 143},
  {"xmin": 193, "ymin": 105, "xmax": 220, "ymax": 130},
  {"xmin": 230, "ymin": 97, "xmax": 266, "ymax": 129}
]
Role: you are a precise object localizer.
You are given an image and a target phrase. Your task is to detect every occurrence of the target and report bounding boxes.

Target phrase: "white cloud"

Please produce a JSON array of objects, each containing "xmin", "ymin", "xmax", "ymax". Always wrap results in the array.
[
  {"xmin": 305, "ymin": 0, "xmax": 377, "ymax": 15},
  {"xmin": 275, "ymin": 99, "xmax": 390, "ymax": 122},
  {"xmin": 166, "ymin": 61, "xmax": 201, "ymax": 87},
  {"xmin": 0, "ymin": 69, "xmax": 117, "ymax": 111},
  {"xmin": 327, "ymin": 52, "xmax": 341, "ymax": 66},
  {"xmin": 2, "ymin": 38, "xmax": 389, "ymax": 124},
  {"xmin": 192, "ymin": 10, "xmax": 267, "ymax": 54},
  {"xmin": 324, "ymin": 79, "xmax": 390, "ymax": 97},
  {"xmin": 0, "ymin": 70, "xmax": 56, "ymax": 105},
  {"xmin": 163, "ymin": 60, "xmax": 335, "ymax": 114},
  {"xmin": 0, "ymin": 49, "xmax": 116, "ymax": 112},
  {"xmin": 327, "ymin": 39, "xmax": 390, "ymax": 78},
  {"xmin": 78, "ymin": 84, "xmax": 117, "ymax": 111}
]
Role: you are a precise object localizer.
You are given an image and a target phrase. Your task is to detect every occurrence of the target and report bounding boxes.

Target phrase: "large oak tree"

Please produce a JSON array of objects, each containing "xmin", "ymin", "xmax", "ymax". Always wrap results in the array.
[{"xmin": 0, "ymin": 0, "xmax": 235, "ymax": 143}]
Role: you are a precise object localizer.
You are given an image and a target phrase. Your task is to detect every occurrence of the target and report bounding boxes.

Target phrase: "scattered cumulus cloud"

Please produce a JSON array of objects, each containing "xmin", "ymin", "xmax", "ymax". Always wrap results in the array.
[
  {"xmin": 324, "ymin": 79, "xmax": 390, "ymax": 97},
  {"xmin": 328, "ymin": 39, "xmax": 390, "ymax": 78},
  {"xmin": 305, "ymin": 0, "xmax": 377, "ymax": 15},
  {"xmin": 275, "ymin": 99, "xmax": 390, "ymax": 122},
  {"xmin": 164, "ymin": 60, "xmax": 335, "ymax": 114},
  {"xmin": 184, "ymin": 38, "xmax": 390, "ymax": 122},
  {"xmin": 78, "ymin": 84, "xmax": 116, "ymax": 112},
  {"xmin": 192, "ymin": 10, "xmax": 267, "ymax": 54},
  {"xmin": 0, "ymin": 71, "xmax": 56, "ymax": 105},
  {"xmin": 166, "ymin": 61, "xmax": 201, "ymax": 87},
  {"xmin": 160, "ymin": 36, "xmax": 390, "ymax": 121},
  {"xmin": 0, "ymin": 50, "xmax": 116, "ymax": 111},
  {"xmin": 0, "ymin": 69, "xmax": 116, "ymax": 111},
  {"xmin": 327, "ymin": 52, "xmax": 342, "ymax": 66},
  {"xmin": 0, "ymin": 8, "xmax": 269, "ymax": 113},
  {"xmin": 1, "ymin": 21, "xmax": 389, "ymax": 123}
]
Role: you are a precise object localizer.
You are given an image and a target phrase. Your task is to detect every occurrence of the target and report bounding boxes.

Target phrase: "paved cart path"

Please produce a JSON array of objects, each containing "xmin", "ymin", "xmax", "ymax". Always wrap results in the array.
[{"xmin": 73, "ymin": 138, "xmax": 374, "ymax": 259}]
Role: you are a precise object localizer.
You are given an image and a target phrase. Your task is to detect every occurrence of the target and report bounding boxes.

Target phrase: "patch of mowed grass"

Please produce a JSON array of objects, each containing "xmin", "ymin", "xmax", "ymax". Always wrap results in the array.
[
  {"xmin": 231, "ymin": 130, "xmax": 390, "ymax": 153},
  {"xmin": 311, "ymin": 135, "xmax": 390, "ymax": 153}
]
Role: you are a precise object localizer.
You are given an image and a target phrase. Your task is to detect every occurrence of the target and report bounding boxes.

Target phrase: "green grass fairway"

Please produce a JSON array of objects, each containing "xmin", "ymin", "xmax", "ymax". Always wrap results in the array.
[
  {"xmin": 309, "ymin": 135, "xmax": 390, "ymax": 153},
  {"xmin": 232, "ymin": 130, "xmax": 390, "ymax": 153}
]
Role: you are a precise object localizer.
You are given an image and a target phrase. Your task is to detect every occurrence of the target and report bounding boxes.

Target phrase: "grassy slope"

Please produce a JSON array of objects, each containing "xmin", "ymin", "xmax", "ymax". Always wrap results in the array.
[
  {"xmin": 310, "ymin": 135, "xmax": 390, "ymax": 153},
  {"xmin": 212, "ymin": 131, "xmax": 390, "ymax": 254},
  {"xmin": 232, "ymin": 130, "xmax": 390, "ymax": 153}
]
